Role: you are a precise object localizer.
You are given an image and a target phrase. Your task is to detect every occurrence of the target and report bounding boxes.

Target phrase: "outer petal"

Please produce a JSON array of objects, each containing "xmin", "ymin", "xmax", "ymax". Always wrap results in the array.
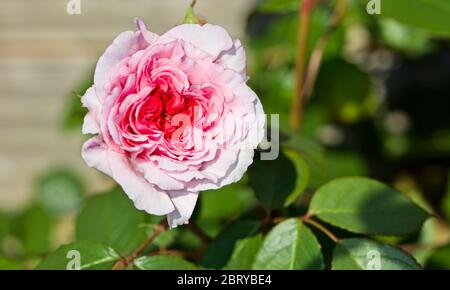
[
  {"xmin": 217, "ymin": 149, "xmax": 255, "ymax": 187},
  {"xmin": 166, "ymin": 191, "xmax": 199, "ymax": 228},
  {"xmin": 159, "ymin": 24, "xmax": 233, "ymax": 59},
  {"xmin": 135, "ymin": 18, "xmax": 159, "ymax": 44},
  {"xmin": 108, "ymin": 150, "xmax": 175, "ymax": 215},
  {"xmin": 81, "ymin": 136, "xmax": 112, "ymax": 176},
  {"xmin": 81, "ymin": 87, "xmax": 101, "ymax": 134},
  {"xmin": 94, "ymin": 31, "xmax": 142, "ymax": 100},
  {"xmin": 137, "ymin": 162, "xmax": 186, "ymax": 191},
  {"xmin": 217, "ymin": 39, "xmax": 247, "ymax": 76}
]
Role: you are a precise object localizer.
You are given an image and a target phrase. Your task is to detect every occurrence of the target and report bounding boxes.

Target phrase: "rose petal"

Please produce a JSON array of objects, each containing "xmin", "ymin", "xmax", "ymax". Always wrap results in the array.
[
  {"xmin": 217, "ymin": 39, "xmax": 247, "ymax": 76},
  {"xmin": 94, "ymin": 31, "xmax": 141, "ymax": 100},
  {"xmin": 160, "ymin": 24, "xmax": 233, "ymax": 59},
  {"xmin": 166, "ymin": 191, "xmax": 199, "ymax": 228},
  {"xmin": 135, "ymin": 18, "xmax": 159, "ymax": 44},
  {"xmin": 81, "ymin": 87, "xmax": 101, "ymax": 134},
  {"xmin": 81, "ymin": 136, "xmax": 112, "ymax": 176},
  {"xmin": 108, "ymin": 150, "xmax": 175, "ymax": 215},
  {"xmin": 137, "ymin": 162, "xmax": 186, "ymax": 191}
]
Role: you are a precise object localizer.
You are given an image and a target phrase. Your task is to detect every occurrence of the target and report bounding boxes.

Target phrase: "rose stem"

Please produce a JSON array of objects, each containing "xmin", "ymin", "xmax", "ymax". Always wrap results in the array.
[
  {"xmin": 112, "ymin": 221, "xmax": 167, "ymax": 269},
  {"xmin": 302, "ymin": 215, "xmax": 339, "ymax": 243},
  {"xmin": 188, "ymin": 222, "xmax": 212, "ymax": 243},
  {"xmin": 302, "ymin": 0, "xmax": 349, "ymax": 98},
  {"xmin": 290, "ymin": 0, "xmax": 317, "ymax": 131}
]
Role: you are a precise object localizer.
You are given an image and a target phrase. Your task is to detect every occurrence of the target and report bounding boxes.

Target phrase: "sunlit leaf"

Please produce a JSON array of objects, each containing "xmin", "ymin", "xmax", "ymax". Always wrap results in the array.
[
  {"xmin": 332, "ymin": 238, "xmax": 421, "ymax": 270},
  {"xmin": 36, "ymin": 241, "xmax": 119, "ymax": 270},
  {"xmin": 309, "ymin": 177, "xmax": 430, "ymax": 235},
  {"xmin": 134, "ymin": 255, "xmax": 197, "ymax": 270},
  {"xmin": 225, "ymin": 234, "xmax": 263, "ymax": 270},
  {"xmin": 76, "ymin": 187, "xmax": 148, "ymax": 255},
  {"xmin": 253, "ymin": 219, "xmax": 323, "ymax": 269},
  {"xmin": 202, "ymin": 220, "xmax": 261, "ymax": 269},
  {"xmin": 381, "ymin": 0, "xmax": 450, "ymax": 37}
]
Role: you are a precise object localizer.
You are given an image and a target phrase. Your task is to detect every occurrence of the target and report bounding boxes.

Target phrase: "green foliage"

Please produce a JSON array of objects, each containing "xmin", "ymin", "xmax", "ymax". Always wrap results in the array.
[
  {"xmin": 0, "ymin": 257, "xmax": 21, "ymax": 270},
  {"xmin": 225, "ymin": 234, "xmax": 263, "ymax": 270},
  {"xmin": 13, "ymin": 206, "xmax": 52, "ymax": 255},
  {"xmin": 76, "ymin": 187, "xmax": 148, "ymax": 255},
  {"xmin": 253, "ymin": 219, "xmax": 323, "ymax": 270},
  {"xmin": 202, "ymin": 220, "xmax": 261, "ymax": 269},
  {"xmin": 379, "ymin": 19, "xmax": 434, "ymax": 57},
  {"xmin": 309, "ymin": 177, "xmax": 430, "ymax": 235},
  {"xmin": 198, "ymin": 183, "xmax": 255, "ymax": 226},
  {"xmin": 36, "ymin": 169, "xmax": 84, "ymax": 215},
  {"xmin": 62, "ymin": 74, "xmax": 92, "ymax": 131},
  {"xmin": 314, "ymin": 59, "xmax": 372, "ymax": 123},
  {"xmin": 283, "ymin": 133, "xmax": 325, "ymax": 171},
  {"xmin": 309, "ymin": 151, "xmax": 368, "ymax": 187},
  {"xmin": 381, "ymin": 0, "xmax": 450, "ymax": 37},
  {"xmin": 441, "ymin": 173, "xmax": 450, "ymax": 223},
  {"xmin": 0, "ymin": 213, "xmax": 10, "ymax": 252},
  {"xmin": 134, "ymin": 255, "xmax": 197, "ymax": 270},
  {"xmin": 36, "ymin": 241, "xmax": 120, "ymax": 270},
  {"xmin": 332, "ymin": 238, "xmax": 421, "ymax": 270},
  {"xmin": 425, "ymin": 244, "xmax": 450, "ymax": 270},
  {"xmin": 248, "ymin": 150, "xmax": 309, "ymax": 212}
]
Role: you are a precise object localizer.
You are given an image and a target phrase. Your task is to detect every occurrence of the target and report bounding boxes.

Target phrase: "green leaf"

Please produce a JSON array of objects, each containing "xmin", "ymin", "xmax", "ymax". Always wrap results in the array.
[
  {"xmin": 253, "ymin": 219, "xmax": 324, "ymax": 270},
  {"xmin": 198, "ymin": 183, "xmax": 255, "ymax": 225},
  {"xmin": 76, "ymin": 187, "xmax": 148, "ymax": 255},
  {"xmin": 381, "ymin": 0, "xmax": 450, "ymax": 37},
  {"xmin": 283, "ymin": 133, "xmax": 325, "ymax": 171},
  {"xmin": 36, "ymin": 241, "xmax": 120, "ymax": 270},
  {"xmin": 0, "ymin": 257, "xmax": 21, "ymax": 270},
  {"xmin": 313, "ymin": 59, "xmax": 372, "ymax": 123},
  {"xmin": 309, "ymin": 177, "xmax": 430, "ymax": 235},
  {"xmin": 309, "ymin": 151, "xmax": 368, "ymax": 188},
  {"xmin": 36, "ymin": 168, "xmax": 83, "ymax": 215},
  {"xmin": 248, "ymin": 150, "xmax": 309, "ymax": 212},
  {"xmin": 441, "ymin": 171, "xmax": 450, "ymax": 223},
  {"xmin": 284, "ymin": 150, "xmax": 311, "ymax": 206},
  {"xmin": 0, "ymin": 213, "xmax": 10, "ymax": 250},
  {"xmin": 380, "ymin": 19, "xmax": 434, "ymax": 57},
  {"xmin": 62, "ymin": 75, "xmax": 92, "ymax": 131},
  {"xmin": 202, "ymin": 220, "xmax": 261, "ymax": 269},
  {"xmin": 425, "ymin": 244, "xmax": 450, "ymax": 270},
  {"xmin": 332, "ymin": 238, "xmax": 421, "ymax": 270},
  {"xmin": 134, "ymin": 255, "xmax": 197, "ymax": 270},
  {"xmin": 225, "ymin": 234, "xmax": 263, "ymax": 270},
  {"xmin": 14, "ymin": 206, "xmax": 52, "ymax": 255}
]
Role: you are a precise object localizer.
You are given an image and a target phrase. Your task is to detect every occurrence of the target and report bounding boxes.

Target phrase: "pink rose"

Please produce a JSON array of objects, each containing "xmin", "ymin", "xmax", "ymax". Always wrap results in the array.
[{"xmin": 81, "ymin": 19, "xmax": 265, "ymax": 227}]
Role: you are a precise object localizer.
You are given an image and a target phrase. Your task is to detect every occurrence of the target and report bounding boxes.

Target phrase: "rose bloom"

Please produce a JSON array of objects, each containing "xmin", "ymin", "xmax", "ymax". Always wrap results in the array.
[{"xmin": 81, "ymin": 19, "xmax": 265, "ymax": 227}]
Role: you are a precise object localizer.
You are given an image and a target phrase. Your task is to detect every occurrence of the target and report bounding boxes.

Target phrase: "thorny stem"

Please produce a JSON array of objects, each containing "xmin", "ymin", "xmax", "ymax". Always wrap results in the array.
[
  {"xmin": 271, "ymin": 214, "xmax": 339, "ymax": 243},
  {"xmin": 302, "ymin": 215, "xmax": 339, "ymax": 243},
  {"xmin": 290, "ymin": 0, "xmax": 317, "ymax": 131},
  {"xmin": 112, "ymin": 221, "xmax": 167, "ymax": 270},
  {"xmin": 188, "ymin": 222, "xmax": 212, "ymax": 243},
  {"xmin": 302, "ymin": 0, "xmax": 349, "ymax": 98},
  {"xmin": 290, "ymin": 0, "xmax": 349, "ymax": 131}
]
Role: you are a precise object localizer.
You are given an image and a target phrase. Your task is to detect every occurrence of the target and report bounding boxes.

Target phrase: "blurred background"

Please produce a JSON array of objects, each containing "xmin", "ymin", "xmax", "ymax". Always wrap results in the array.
[
  {"xmin": 0, "ymin": 0, "xmax": 254, "ymax": 212},
  {"xmin": 1, "ymin": 0, "xmax": 449, "ymax": 269}
]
